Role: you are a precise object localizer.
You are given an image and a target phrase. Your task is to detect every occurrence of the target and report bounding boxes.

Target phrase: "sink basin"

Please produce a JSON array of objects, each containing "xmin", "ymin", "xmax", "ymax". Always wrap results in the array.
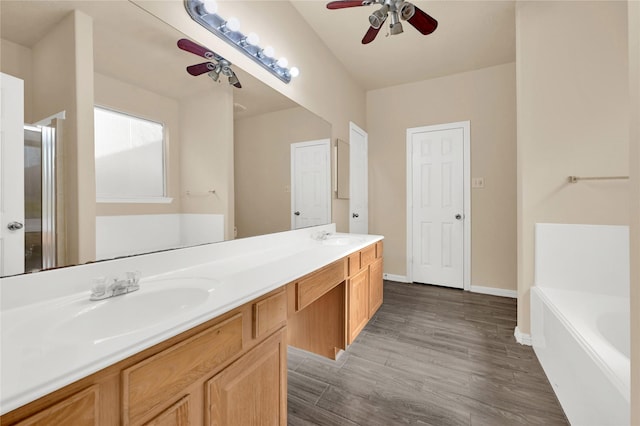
[
  {"xmin": 55, "ymin": 286, "xmax": 212, "ymax": 344},
  {"xmin": 9, "ymin": 277, "xmax": 217, "ymax": 346},
  {"xmin": 321, "ymin": 236, "xmax": 364, "ymax": 246}
]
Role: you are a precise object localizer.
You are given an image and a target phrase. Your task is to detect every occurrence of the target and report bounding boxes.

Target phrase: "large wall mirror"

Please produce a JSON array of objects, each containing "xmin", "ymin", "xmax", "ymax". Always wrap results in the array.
[{"xmin": 0, "ymin": 0, "xmax": 331, "ymax": 277}]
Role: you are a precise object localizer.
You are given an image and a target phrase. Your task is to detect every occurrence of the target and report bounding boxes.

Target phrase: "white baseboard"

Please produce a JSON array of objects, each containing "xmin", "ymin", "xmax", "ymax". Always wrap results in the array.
[
  {"xmin": 383, "ymin": 273, "xmax": 410, "ymax": 283},
  {"xmin": 470, "ymin": 285, "xmax": 517, "ymax": 298},
  {"xmin": 514, "ymin": 326, "xmax": 532, "ymax": 346}
]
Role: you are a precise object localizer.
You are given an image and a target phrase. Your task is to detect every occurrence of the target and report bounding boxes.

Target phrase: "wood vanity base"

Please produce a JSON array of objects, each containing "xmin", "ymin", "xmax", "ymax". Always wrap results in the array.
[{"xmin": 1, "ymin": 242, "xmax": 383, "ymax": 425}]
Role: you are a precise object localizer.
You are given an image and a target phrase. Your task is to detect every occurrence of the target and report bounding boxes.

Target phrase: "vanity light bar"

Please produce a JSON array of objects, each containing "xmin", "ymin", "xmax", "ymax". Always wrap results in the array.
[{"xmin": 184, "ymin": 0, "xmax": 298, "ymax": 84}]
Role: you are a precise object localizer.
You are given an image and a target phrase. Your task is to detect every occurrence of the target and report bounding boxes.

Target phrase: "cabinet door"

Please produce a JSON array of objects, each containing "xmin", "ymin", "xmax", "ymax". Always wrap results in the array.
[
  {"xmin": 143, "ymin": 396, "xmax": 191, "ymax": 426},
  {"xmin": 348, "ymin": 267, "xmax": 369, "ymax": 344},
  {"xmin": 206, "ymin": 329, "xmax": 286, "ymax": 426},
  {"xmin": 369, "ymin": 257, "xmax": 383, "ymax": 318}
]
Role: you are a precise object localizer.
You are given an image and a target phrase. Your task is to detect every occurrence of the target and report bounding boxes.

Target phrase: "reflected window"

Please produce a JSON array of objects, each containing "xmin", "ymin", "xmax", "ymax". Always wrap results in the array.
[{"xmin": 94, "ymin": 107, "xmax": 165, "ymax": 200}]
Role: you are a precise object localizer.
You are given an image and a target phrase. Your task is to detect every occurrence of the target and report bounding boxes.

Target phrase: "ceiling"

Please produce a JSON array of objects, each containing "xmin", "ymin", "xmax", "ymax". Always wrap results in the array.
[{"xmin": 291, "ymin": 0, "xmax": 516, "ymax": 90}]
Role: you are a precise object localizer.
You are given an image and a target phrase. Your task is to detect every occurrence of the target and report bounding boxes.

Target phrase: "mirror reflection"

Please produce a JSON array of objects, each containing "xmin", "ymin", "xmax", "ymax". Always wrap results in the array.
[{"xmin": 0, "ymin": 0, "xmax": 331, "ymax": 277}]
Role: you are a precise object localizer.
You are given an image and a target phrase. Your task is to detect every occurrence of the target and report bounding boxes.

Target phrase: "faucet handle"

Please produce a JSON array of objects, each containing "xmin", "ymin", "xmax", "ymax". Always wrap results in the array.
[{"xmin": 126, "ymin": 271, "xmax": 141, "ymax": 289}]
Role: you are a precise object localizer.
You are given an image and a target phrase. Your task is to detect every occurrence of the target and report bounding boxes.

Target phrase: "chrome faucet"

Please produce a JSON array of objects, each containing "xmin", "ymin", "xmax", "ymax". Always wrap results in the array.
[
  {"xmin": 313, "ymin": 230, "xmax": 332, "ymax": 241},
  {"xmin": 90, "ymin": 271, "xmax": 140, "ymax": 301}
]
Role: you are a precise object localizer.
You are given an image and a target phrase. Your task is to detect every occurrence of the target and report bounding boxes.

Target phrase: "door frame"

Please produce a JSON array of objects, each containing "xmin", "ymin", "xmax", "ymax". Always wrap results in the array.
[
  {"xmin": 290, "ymin": 139, "xmax": 331, "ymax": 230},
  {"xmin": 406, "ymin": 121, "xmax": 471, "ymax": 291}
]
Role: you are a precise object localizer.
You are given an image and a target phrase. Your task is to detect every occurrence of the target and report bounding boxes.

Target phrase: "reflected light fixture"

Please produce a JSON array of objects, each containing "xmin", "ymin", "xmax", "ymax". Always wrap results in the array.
[{"xmin": 185, "ymin": 0, "xmax": 299, "ymax": 83}]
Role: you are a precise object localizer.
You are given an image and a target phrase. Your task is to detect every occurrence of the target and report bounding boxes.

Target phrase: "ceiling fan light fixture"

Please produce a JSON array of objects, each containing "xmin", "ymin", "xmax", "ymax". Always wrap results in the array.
[
  {"xmin": 369, "ymin": 5, "xmax": 389, "ymax": 29},
  {"xmin": 389, "ymin": 11, "xmax": 403, "ymax": 35},
  {"xmin": 399, "ymin": 2, "xmax": 415, "ymax": 20},
  {"xmin": 207, "ymin": 66, "xmax": 221, "ymax": 82},
  {"xmin": 228, "ymin": 73, "xmax": 240, "ymax": 86}
]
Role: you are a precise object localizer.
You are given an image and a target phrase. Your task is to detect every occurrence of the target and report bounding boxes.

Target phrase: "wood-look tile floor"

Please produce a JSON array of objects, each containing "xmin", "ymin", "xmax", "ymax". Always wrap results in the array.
[{"xmin": 287, "ymin": 281, "xmax": 568, "ymax": 426}]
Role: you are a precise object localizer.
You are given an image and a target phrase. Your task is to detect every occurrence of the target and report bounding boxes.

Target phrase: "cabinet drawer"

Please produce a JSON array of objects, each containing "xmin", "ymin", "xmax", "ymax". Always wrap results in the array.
[
  {"xmin": 361, "ymin": 244, "xmax": 376, "ymax": 268},
  {"xmin": 347, "ymin": 252, "xmax": 360, "ymax": 276},
  {"xmin": 253, "ymin": 290, "xmax": 287, "ymax": 339},
  {"xmin": 122, "ymin": 313, "xmax": 243, "ymax": 425},
  {"xmin": 296, "ymin": 259, "xmax": 345, "ymax": 311},
  {"xmin": 16, "ymin": 385, "xmax": 98, "ymax": 426}
]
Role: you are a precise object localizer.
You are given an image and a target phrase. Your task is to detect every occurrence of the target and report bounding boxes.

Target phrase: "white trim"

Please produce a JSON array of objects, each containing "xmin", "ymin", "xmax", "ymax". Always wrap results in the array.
[
  {"xmin": 406, "ymin": 121, "xmax": 471, "ymax": 291},
  {"xmin": 290, "ymin": 139, "xmax": 332, "ymax": 230},
  {"xmin": 514, "ymin": 326, "xmax": 532, "ymax": 346},
  {"xmin": 383, "ymin": 273, "xmax": 410, "ymax": 283},
  {"xmin": 97, "ymin": 197, "xmax": 173, "ymax": 204},
  {"xmin": 470, "ymin": 285, "xmax": 517, "ymax": 298},
  {"xmin": 33, "ymin": 110, "xmax": 66, "ymax": 127}
]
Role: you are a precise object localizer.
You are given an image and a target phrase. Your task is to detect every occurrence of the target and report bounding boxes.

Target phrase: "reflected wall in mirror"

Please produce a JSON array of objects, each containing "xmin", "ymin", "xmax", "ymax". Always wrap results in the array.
[
  {"xmin": 0, "ymin": 0, "xmax": 331, "ymax": 277},
  {"xmin": 336, "ymin": 139, "xmax": 350, "ymax": 199}
]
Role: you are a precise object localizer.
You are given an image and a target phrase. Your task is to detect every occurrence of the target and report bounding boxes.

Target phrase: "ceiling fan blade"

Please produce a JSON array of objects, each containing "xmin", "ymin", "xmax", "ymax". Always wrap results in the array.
[
  {"xmin": 177, "ymin": 38, "xmax": 222, "ymax": 61},
  {"xmin": 186, "ymin": 62, "xmax": 215, "ymax": 76},
  {"xmin": 407, "ymin": 6, "xmax": 438, "ymax": 35},
  {"xmin": 362, "ymin": 15, "xmax": 386, "ymax": 44},
  {"xmin": 327, "ymin": 1, "xmax": 368, "ymax": 10},
  {"xmin": 362, "ymin": 25, "xmax": 382, "ymax": 44}
]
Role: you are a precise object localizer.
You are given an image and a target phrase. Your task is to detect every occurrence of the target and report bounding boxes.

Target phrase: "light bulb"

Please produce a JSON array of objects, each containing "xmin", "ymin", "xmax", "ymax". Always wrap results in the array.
[
  {"xmin": 290, "ymin": 67, "xmax": 300, "ymax": 78},
  {"xmin": 277, "ymin": 57, "xmax": 288, "ymax": 68},
  {"xmin": 226, "ymin": 17, "xmax": 240, "ymax": 32},
  {"xmin": 201, "ymin": 0, "xmax": 218, "ymax": 14},
  {"xmin": 263, "ymin": 45, "xmax": 275, "ymax": 58},
  {"xmin": 246, "ymin": 32, "xmax": 260, "ymax": 46}
]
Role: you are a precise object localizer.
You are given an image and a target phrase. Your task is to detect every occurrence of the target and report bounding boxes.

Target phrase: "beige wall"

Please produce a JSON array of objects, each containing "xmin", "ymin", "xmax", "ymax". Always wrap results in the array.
[
  {"xmin": 94, "ymin": 72, "xmax": 182, "ymax": 216},
  {"xmin": 516, "ymin": 1, "xmax": 629, "ymax": 334},
  {"xmin": 31, "ymin": 10, "xmax": 96, "ymax": 265},
  {"xmin": 628, "ymin": 0, "xmax": 640, "ymax": 421},
  {"xmin": 234, "ymin": 106, "xmax": 331, "ymax": 239},
  {"xmin": 180, "ymin": 88, "xmax": 235, "ymax": 240},
  {"xmin": 133, "ymin": 0, "xmax": 366, "ymax": 232},
  {"xmin": 367, "ymin": 63, "xmax": 517, "ymax": 290},
  {"xmin": 0, "ymin": 39, "xmax": 34, "ymax": 123}
]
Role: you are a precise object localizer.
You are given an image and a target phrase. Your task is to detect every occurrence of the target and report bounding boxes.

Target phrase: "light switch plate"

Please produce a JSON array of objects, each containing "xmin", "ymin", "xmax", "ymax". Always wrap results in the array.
[{"xmin": 472, "ymin": 177, "xmax": 485, "ymax": 188}]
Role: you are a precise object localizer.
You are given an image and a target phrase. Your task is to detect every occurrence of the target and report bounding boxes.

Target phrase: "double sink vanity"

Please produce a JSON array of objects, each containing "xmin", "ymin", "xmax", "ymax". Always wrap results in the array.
[{"xmin": 0, "ymin": 225, "xmax": 383, "ymax": 425}]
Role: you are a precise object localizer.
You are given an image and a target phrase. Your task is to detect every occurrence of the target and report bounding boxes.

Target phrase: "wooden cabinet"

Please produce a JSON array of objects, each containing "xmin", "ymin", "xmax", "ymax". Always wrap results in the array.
[
  {"xmin": 206, "ymin": 329, "xmax": 287, "ymax": 426},
  {"xmin": 347, "ymin": 242, "xmax": 384, "ymax": 344},
  {"xmin": 122, "ymin": 314, "xmax": 243, "ymax": 425},
  {"xmin": 3, "ymin": 241, "xmax": 382, "ymax": 426}
]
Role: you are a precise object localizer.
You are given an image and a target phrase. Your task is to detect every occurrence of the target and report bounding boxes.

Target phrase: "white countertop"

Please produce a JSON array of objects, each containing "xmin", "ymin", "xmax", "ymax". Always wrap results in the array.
[{"xmin": 0, "ymin": 226, "xmax": 382, "ymax": 415}]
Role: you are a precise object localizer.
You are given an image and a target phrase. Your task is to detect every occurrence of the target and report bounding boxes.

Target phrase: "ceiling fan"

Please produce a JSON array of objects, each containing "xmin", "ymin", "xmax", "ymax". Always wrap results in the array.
[
  {"xmin": 178, "ymin": 38, "xmax": 242, "ymax": 88},
  {"xmin": 326, "ymin": 0, "xmax": 438, "ymax": 44}
]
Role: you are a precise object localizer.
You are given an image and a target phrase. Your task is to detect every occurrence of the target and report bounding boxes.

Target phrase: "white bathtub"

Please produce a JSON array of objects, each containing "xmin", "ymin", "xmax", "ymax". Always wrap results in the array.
[
  {"xmin": 531, "ymin": 223, "xmax": 630, "ymax": 426},
  {"xmin": 531, "ymin": 224, "xmax": 631, "ymax": 426}
]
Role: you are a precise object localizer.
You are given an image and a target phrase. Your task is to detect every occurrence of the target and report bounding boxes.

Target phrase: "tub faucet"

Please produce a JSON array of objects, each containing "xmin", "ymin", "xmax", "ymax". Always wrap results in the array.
[{"xmin": 90, "ymin": 271, "xmax": 140, "ymax": 301}]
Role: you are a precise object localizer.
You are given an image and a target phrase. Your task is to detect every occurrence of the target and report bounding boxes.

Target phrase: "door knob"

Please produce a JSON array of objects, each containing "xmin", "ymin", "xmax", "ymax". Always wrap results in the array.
[
  {"xmin": 7, "ymin": 221, "xmax": 24, "ymax": 231},
  {"xmin": 352, "ymin": 213, "xmax": 359, "ymax": 218},
  {"xmin": 294, "ymin": 211, "xmax": 301, "ymax": 216},
  {"xmin": 455, "ymin": 214, "xmax": 463, "ymax": 220}
]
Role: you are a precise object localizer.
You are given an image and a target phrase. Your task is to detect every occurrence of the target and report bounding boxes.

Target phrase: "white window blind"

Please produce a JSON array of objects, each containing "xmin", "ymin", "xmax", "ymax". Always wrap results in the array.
[{"xmin": 94, "ymin": 107, "xmax": 166, "ymax": 201}]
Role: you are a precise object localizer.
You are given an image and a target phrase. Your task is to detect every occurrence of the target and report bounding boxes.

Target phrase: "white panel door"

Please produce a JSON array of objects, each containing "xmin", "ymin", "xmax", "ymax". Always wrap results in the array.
[
  {"xmin": 291, "ymin": 139, "xmax": 331, "ymax": 229},
  {"xmin": 410, "ymin": 127, "xmax": 464, "ymax": 288},
  {"xmin": 0, "ymin": 73, "xmax": 25, "ymax": 276},
  {"xmin": 349, "ymin": 122, "xmax": 368, "ymax": 234}
]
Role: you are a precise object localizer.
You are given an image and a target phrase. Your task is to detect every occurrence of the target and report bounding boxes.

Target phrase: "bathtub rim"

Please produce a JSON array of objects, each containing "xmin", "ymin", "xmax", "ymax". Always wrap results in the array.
[{"xmin": 531, "ymin": 285, "xmax": 630, "ymax": 402}]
